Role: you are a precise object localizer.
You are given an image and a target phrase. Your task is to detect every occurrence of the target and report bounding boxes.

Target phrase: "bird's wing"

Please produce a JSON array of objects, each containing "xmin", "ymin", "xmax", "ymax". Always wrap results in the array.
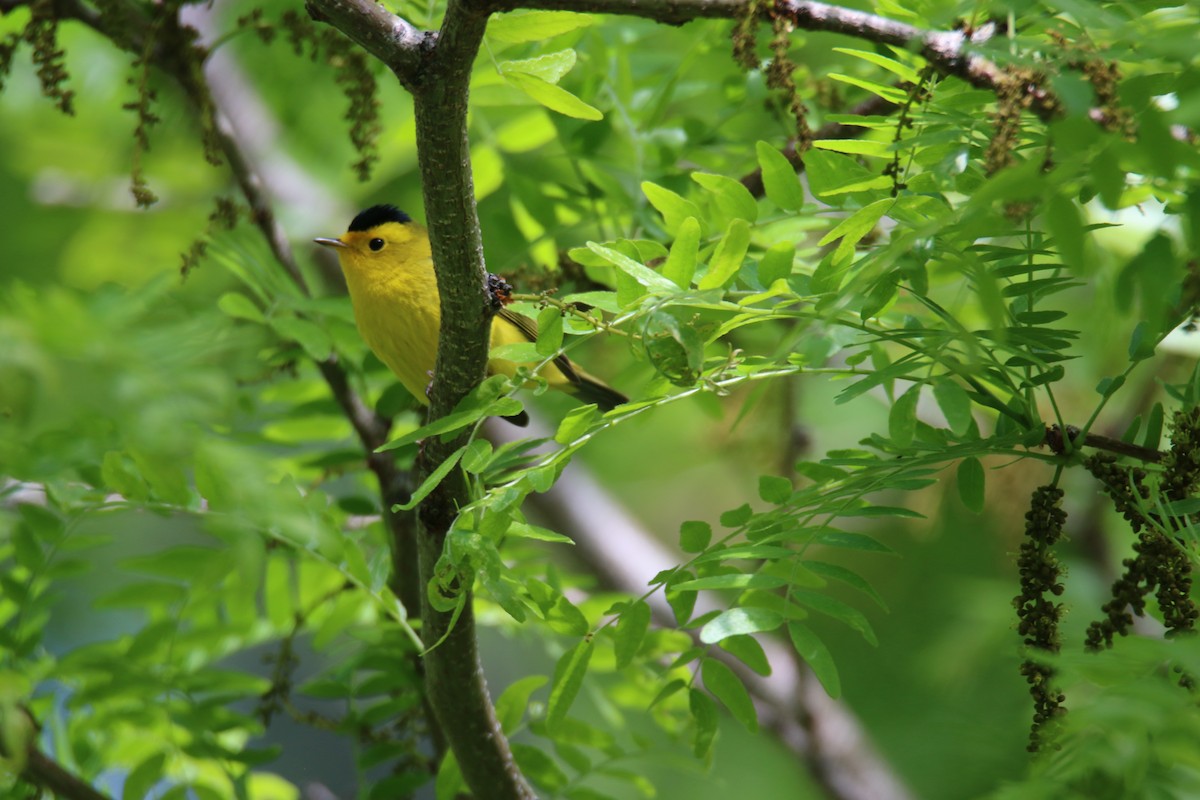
[{"xmin": 497, "ymin": 307, "xmax": 581, "ymax": 385}]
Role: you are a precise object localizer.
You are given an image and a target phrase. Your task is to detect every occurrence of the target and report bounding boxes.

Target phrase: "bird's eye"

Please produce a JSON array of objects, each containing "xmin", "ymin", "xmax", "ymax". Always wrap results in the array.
[{"xmin": 368, "ymin": 238, "xmax": 385, "ymax": 252}]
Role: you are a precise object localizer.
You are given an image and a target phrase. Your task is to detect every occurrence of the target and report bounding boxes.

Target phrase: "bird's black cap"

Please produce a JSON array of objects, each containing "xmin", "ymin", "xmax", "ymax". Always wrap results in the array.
[{"xmin": 348, "ymin": 204, "xmax": 412, "ymax": 232}]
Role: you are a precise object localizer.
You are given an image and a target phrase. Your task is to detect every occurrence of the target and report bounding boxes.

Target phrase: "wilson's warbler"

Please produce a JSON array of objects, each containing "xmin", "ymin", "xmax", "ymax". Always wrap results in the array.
[{"xmin": 315, "ymin": 205, "xmax": 626, "ymax": 423}]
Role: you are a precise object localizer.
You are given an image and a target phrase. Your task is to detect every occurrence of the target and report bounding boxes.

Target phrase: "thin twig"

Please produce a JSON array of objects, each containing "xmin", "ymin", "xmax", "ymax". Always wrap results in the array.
[{"xmin": 1045, "ymin": 424, "xmax": 1165, "ymax": 463}]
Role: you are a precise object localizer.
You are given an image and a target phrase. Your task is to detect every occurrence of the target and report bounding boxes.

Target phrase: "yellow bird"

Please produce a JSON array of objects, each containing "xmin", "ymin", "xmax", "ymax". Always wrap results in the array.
[{"xmin": 315, "ymin": 205, "xmax": 626, "ymax": 424}]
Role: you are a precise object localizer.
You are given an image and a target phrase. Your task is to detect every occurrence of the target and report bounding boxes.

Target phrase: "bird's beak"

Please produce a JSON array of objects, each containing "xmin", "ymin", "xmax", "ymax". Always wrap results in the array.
[{"xmin": 313, "ymin": 237, "xmax": 348, "ymax": 249}]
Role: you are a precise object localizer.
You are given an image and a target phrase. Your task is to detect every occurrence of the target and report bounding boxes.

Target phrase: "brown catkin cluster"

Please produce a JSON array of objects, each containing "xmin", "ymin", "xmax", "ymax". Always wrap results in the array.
[
  {"xmin": 1085, "ymin": 411, "xmax": 1200, "ymax": 651},
  {"xmin": 244, "ymin": 10, "xmax": 381, "ymax": 182},
  {"xmin": 730, "ymin": 0, "xmax": 812, "ymax": 153},
  {"xmin": 1014, "ymin": 485, "xmax": 1067, "ymax": 751},
  {"xmin": 124, "ymin": 45, "xmax": 161, "ymax": 208},
  {"xmin": 1084, "ymin": 453, "xmax": 1152, "ymax": 649},
  {"xmin": 1, "ymin": 0, "xmax": 75, "ymax": 113},
  {"xmin": 1048, "ymin": 30, "xmax": 1134, "ymax": 138},
  {"xmin": 1155, "ymin": 409, "xmax": 1200, "ymax": 637},
  {"xmin": 1161, "ymin": 407, "xmax": 1200, "ymax": 501},
  {"xmin": 766, "ymin": 10, "xmax": 812, "ymax": 151},
  {"xmin": 180, "ymin": 196, "xmax": 243, "ymax": 279},
  {"xmin": 730, "ymin": 0, "xmax": 765, "ymax": 71},
  {"xmin": 983, "ymin": 67, "xmax": 1047, "ymax": 177}
]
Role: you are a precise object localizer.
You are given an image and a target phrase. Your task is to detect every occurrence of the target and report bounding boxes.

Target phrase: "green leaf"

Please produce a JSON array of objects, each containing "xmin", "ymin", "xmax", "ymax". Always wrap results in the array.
[
  {"xmin": 461, "ymin": 439, "xmax": 494, "ymax": 474},
  {"xmin": 649, "ymin": 678, "xmax": 687, "ymax": 710},
  {"xmin": 217, "ymin": 292, "xmax": 264, "ymax": 323},
  {"xmin": 642, "ymin": 181, "xmax": 705, "ymax": 236},
  {"xmin": 586, "ymin": 242, "xmax": 678, "ymax": 291},
  {"xmin": 812, "ymin": 138, "xmax": 889, "ymax": 157},
  {"xmin": 500, "ymin": 49, "xmax": 577, "ymax": 84},
  {"xmin": 701, "ymin": 659, "xmax": 758, "ymax": 731},
  {"xmin": 757, "ymin": 242, "xmax": 795, "ymax": 286},
  {"xmin": 378, "ymin": 376, "xmax": 511, "ymax": 451},
  {"xmin": 679, "ymin": 520, "xmax": 712, "ymax": 553},
  {"xmin": 933, "ymin": 380, "xmax": 973, "ymax": 436},
  {"xmin": 755, "ymin": 141, "xmax": 804, "ymax": 211},
  {"xmin": 758, "ymin": 475, "xmax": 792, "ymax": 505},
  {"xmin": 719, "ymin": 503, "xmax": 753, "ymax": 527},
  {"xmin": 547, "ymin": 640, "xmax": 593, "ymax": 731},
  {"xmin": 490, "ymin": 342, "xmax": 543, "ymax": 363},
  {"xmin": 488, "ymin": 10, "xmax": 594, "ymax": 43},
  {"xmin": 888, "ymin": 384, "xmax": 920, "ymax": 448},
  {"xmin": 1046, "ymin": 193, "xmax": 1085, "ymax": 271},
  {"xmin": 803, "ymin": 561, "xmax": 888, "ymax": 610},
  {"xmin": 536, "ymin": 306, "xmax": 564, "ymax": 356},
  {"xmin": 957, "ymin": 456, "xmax": 986, "ymax": 513},
  {"xmin": 101, "ymin": 451, "xmax": 148, "ymax": 502},
  {"xmin": 698, "ymin": 219, "xmax": 751, "ymax": 290},
  {"xmin": 805, "ymin": 149, "xmax": 891, "ymax": 197},
  {"xmin": 673, "ymin": 574, "xmax": 787, "ymax": 591},
  {"xmin": 826, "ymin": 73, "xmax": 907, "ymax": 103},
  {"xmin": 832, "ymin": 47, "xmax": 921, "ymax": 83},
  {"xmin": 555, "ymin": 405, "xmax": 596, "ymax": 444},
  {"xmin": 699, "ymin": 607, "xmax": 784, "ymax": 644},
  {"xmin": 435, "ymin": 749, "xmax": 465, "ymax": 800},
  {"xmin": 496, "ymin": 675, "xmax": 550, "ymax": 733},
  {"xmin": 662, "ymin": 217, "xmax": 701, "ymax": 289},
  {"xmin": 123, "ymin": 752, "xmax": 167, "ymax": 800},
  {"xmin": 790, "ymin": 589, "xmax": 877, "ymax": 645},
  {"xmin": 692, "ymin": 172, "xmax": 758, "ymax": 223},
  {"xmin": 125, "ymin": 545, "xmax": 225, "ymax": 582},
  {"xmin": 718, "ymin": 635, "xmax": 771, "ymax": 676},
  {"xmin": 689, "ymin": 688, "xmax": 719, "ymax": 759},
  {"xmin": 507, "ymin": 522, "xmax": 575, "ymax": 544},
  {"xmin": 504, "ymin": 72, "xmax": 602, "ymax": 120},
  {"xmin": 393, "ymin": 445, "xmax": 466, "ymax": 511},
  {"xmin": 788, "ymin": 622, "xmax": 841, "ymax": 697},
  {"xmin": 614, "ymin": 600, "xmax": 651, "ymax": 668},
  {"xmin": 640, "ymin": 310, "xmax": 704, "ymax": 385},
  {"xmin": 818, "ymin": 199, "xmax": 890, "ymax": 248},
  {"xmin": 512, "ymin": 744, "xmax": 569, "ymax": 792},
  {"xmin": 693, "ymin": 544, "xmax": 793, "ymax": 564},
  {"xmin": 1143, "ymin": 402, "xmax": 1164, "ymax": 450},
  {"xmin": 269, "ymin": 316, "xmax": 332, "ymax": 360}
]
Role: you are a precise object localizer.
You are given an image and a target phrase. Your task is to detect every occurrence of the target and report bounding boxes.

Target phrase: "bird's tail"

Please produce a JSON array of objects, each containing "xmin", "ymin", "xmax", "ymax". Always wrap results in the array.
[{"xmin": 572, "ymin": 373, "xmax": 628, "ymax": 412}]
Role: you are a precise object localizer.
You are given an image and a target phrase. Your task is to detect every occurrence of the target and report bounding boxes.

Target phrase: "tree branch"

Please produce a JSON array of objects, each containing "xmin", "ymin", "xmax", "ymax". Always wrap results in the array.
[
  {"xmin": 20, "ymin": 746, "xmax": 113, "ymax": 800},
  {"xmin": 482, "ymin": 0, "xmax": 1059, "ymax": 121},
  {"xmin": 303, "ymin": 0, "xmax": 431, "ymax": 86},
  {"xmin": 402, "ymin": 1, "xmax": 536, "ymax": 795},
  {"xmin": 488, "ymin": 0, "xmax": 743, "ymax": 25}
]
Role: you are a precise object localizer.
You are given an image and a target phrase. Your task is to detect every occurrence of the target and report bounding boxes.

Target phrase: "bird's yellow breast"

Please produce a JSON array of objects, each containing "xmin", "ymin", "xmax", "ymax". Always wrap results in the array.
[
  {"xmin": 338, "ymin": 226, "xmax": 442, "ymax": 403},
  {"xmin": 337, "ymin": 224, "xmax": 572, "ymax": 404}
]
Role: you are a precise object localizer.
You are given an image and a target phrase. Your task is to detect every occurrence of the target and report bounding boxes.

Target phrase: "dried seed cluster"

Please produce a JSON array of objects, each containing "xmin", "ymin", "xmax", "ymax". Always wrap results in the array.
[
  {"xmin": 245, "ymin": 10, "xmax": 382, "ymax": 182},
  {"xmin": 1014, "ymin": 485, "xmax": 1068, "ymax": 751}
]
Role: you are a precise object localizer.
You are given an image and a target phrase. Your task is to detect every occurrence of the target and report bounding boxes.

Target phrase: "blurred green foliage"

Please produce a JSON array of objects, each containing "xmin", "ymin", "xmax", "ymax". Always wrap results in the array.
[{"xmin": 3, "ymin": 0, "xmax": 1200, "ymax": 798}]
